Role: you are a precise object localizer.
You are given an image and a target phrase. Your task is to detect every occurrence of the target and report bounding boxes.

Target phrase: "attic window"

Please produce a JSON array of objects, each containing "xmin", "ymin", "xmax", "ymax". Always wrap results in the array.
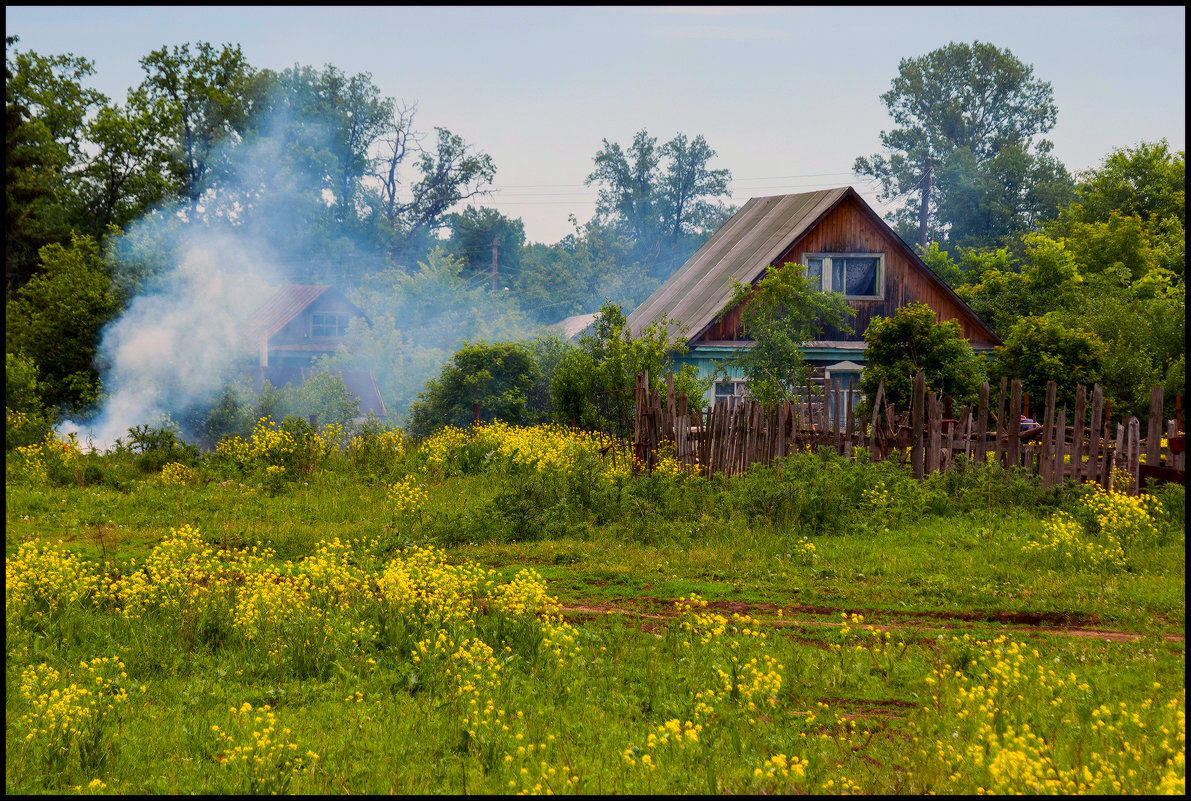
[
  {"xmin": 804, "ymin": 253, "xmax": 884, "ymax": 299},
  {"xmin": 311, "ymin": 312, "xmax": 351, "ymax": 338}
]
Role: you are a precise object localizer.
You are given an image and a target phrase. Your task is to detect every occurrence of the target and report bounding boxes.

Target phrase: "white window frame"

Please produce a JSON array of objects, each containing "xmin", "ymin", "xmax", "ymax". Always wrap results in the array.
[
  {"xmin": 803, "ymin": 253, "xmax": 885, "ymax": 300},
  {"xmin": 713, "ymin": 378, "xmax": 749, "ymax": 410}
]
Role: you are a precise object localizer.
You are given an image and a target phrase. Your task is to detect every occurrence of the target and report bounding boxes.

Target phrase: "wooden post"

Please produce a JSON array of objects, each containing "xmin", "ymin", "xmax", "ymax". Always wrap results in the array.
[
  {"xmin": 911, "ymin": 372, "xmax": 926, "ymax": 480},
  {"xmin": 1088, "ymin": 385, "xmax": 1103, "ymax": 483},
  {"xmin": 994, "ymin": 377, "xmax": 1007, "ymax": 467},
  {"xmin": 1072, "ymin": 385, "xmax": 1087, "ymax": 482},
  {"xmin": 1127, "ymin": 416, "xmax": 1141, "ymax": 495},
  {"xmin": 1146, "ymin": 385, "xmax": 1164, "ymax": 469},
  {"xmin": 868, "ymin": 377, "xmax": 885, "ymax": 463},
  {"xmin": 926, "ymin": 392, "xmax": 941, "ymax": 475},
  {"xmin": 1062, "ymin": 402, "xmax": 1071, "ymax": 483},
  {"xmin": 976, "ymin": 381, "xmax": 989, "ymax": 467},
  {"xmin": 844, "ymin": 388, "xmax": 855, "ymax": 459},
  {"xmin": 1040, "ymin": 381, "xmax": 1057, "ymax": 486},
  {"xmin": 1007, "ymin": 381, "xmax": 1022, "ymax": 470}
]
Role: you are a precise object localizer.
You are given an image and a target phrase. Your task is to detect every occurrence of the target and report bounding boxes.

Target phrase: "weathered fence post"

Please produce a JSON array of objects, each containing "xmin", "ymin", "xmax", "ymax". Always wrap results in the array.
[
  {"xmin": 976, "ymin": 381, "xmax": 989, "ymax": 467},
  {"xmin": 994, "ymin": 377, "xmax": 1008, "ymax": 467},
  {"xmin": 1008, "ymin": 381, "xmax": 1022, "ymax": 470},
  {"xmin": 926, "ymin": 393, "xmax": 941, "ymax": 475},
  {"xmin": 1147, "ymin": 386, "xmax": 1164, "ymax": 469},
  {"xmin": 1072, "ymin": 385, "xmax": 1087, "ymax": 482},
  {"xmin": 1040, "ymin": 381, "xmax": 1057, "ymax": 486},
  {"xmin": 911, "ymin": 372, "xmax": 926, "ymax": 480},
  {"xmin": 868, "ymin": 377, "xmax": 885, "ymax": 463},
  {"xmin": 1127, "ymin": 416, "xmax": 1141, "ymax": 495}
]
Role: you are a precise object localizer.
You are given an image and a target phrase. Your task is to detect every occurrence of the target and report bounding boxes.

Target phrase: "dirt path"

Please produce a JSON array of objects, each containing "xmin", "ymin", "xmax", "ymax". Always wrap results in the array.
[{"xmin": 558, "ymin": 598, "xmax": 1185, "ymax": 644}]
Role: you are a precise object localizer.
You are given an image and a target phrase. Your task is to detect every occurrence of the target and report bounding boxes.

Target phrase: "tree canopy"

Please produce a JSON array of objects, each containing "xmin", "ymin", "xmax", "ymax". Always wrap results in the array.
[{"xmin": 855, "ymin": 41, "xmax": 1071, "ymax": 251}]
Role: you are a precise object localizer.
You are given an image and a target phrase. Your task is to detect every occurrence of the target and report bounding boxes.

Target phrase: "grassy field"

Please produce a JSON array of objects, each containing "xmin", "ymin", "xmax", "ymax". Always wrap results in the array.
[{"xmin": 6, "ymin": 420, "xmax": 1186, "ymax": 794}]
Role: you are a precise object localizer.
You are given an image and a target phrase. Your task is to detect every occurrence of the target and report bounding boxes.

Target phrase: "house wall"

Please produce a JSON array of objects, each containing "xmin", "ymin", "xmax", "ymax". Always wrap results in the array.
[
  {"xmin": 270, "ymin": 294, "xmax": 362, "ymax": 348},
  {"xmin": 693, "ymin": 195, "xmax": 999, "ymax": 348}
]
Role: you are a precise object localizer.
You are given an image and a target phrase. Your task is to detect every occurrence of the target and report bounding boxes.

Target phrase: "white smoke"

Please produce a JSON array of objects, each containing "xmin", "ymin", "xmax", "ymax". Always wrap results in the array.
[{"xmin": 59, "ymin": 231, "xmax": 278, "ymax": 451}]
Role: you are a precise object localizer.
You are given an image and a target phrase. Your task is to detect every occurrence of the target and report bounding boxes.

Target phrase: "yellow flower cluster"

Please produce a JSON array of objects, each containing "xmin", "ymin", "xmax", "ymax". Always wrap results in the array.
[
  {"xmin": 1023, "ymin": 486, "xmax": 1164, "ymax": 571},
  {"xmin": 793, "ymin": 536, "xmax": 817, "ymax": 565},
  {"xmin": 210, "ymin": 702, "xmax": 313, "ymax": 793},
  {"xmin": 754, "ymin": 752, "xmax": 809, "ymax": 780},
  {"xmin": 14, "ymin": 430, "xmax": 81, "ymax": 483},
  {"xmin": 17, "ymin": 658, "xmax": 129, "ymax": 775},
  {"xmin": 158, "ymin": 461, "xmax": 197, "ymax": 486},
  {"xmin": 1022, "ymin": 510, "xmax": 1125, "ymax": 571},
  {"xmin": 420, "ymin": 421, "xmax": 692, "ymax": 482},
  {"xmin": 1084, "ymin": 487, "xmax": 1163, "ymax": 551},
  {"xmin": 387, "ymin": 477, "xmax": 428, "ymax": 518},
  {"xmin": 915, "ymin": 635, "xmax": 1185, "ymax": 794},
  {"xmin": 6, "ymin": 540, "xmax": 102, "ymax": 638},
  {"xmin": 216, "ymin": 416, "xmax": 342, "ymax": 473}
]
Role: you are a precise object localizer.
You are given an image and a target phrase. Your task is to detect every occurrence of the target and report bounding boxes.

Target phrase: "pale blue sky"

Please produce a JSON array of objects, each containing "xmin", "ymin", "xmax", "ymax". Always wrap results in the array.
[{"xmin": 7, "ymin": 5, "xmax": 1186, "ymax": 243}]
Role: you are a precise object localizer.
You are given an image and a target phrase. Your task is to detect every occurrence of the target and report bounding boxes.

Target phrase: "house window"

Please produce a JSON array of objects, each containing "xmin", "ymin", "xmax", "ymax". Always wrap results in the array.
[
  {"xmin": 713, "ymin": 379, "xmax": 749, "ymax": 410},
  {"xmin": 311, "ymin": 312, "xmax": 351, "ymax": 338},
  {"xmin": 804, "ymin": 253, "xmax": 884, "ymax": 299}
]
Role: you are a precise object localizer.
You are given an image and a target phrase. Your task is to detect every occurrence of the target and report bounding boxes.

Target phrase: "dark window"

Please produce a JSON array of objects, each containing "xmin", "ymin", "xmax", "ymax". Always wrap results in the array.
[{"xmin": 311, "ymin": 312, "xmax": 350, "ymax": 338}]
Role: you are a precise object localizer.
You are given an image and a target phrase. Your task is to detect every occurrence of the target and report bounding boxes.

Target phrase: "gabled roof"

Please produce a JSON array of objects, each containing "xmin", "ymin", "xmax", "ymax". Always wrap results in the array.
[
  {"xmin": 626, "ymin": 186, "xmax": 1001, "ymax": 346},
  {"xmin": 240, "ymin": 285, "xmax": 365, "ymax": 343},
  {"xmin": 627, "ymin": 188, "xmax": 849, "ymax": 339}
]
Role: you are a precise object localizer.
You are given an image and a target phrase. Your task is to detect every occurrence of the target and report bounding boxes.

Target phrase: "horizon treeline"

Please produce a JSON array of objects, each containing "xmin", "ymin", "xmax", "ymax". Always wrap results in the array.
[{"xmin": 5, "ymin": 36, "xmax": 1185, "ymax": 443}]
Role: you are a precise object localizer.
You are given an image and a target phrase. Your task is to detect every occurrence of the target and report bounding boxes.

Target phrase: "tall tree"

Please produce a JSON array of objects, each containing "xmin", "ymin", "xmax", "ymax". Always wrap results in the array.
[
  {"xmin": 586, "ymin": 129, "xmax": 732, "ymax": 275},
  {"xmin": 137, "ymin": 42, "xmax": 262, "ymax": 220},
  {"xmin": 445, "ymin": 205, "xmax": 525, "ymax": 286},
  {"xmin": 5, "ymin": 37, "xmax": 107, "ymax": 294},
  {"xmin": 854, "ymin": 41, "xmax": 1061, "ymax": 249}
]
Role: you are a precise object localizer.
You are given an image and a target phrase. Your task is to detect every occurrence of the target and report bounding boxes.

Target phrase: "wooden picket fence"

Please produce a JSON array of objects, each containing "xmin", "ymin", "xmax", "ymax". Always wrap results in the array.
[{"xmin": 630, "ymin": 372, "xmax": 1185, "ymax": 494}]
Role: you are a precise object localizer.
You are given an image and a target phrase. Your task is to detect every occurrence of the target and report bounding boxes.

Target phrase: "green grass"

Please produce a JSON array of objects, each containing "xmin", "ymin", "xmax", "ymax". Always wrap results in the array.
[{"xmin": 5, "ymin": 442, "xmax": 1186, "ymax": 794}]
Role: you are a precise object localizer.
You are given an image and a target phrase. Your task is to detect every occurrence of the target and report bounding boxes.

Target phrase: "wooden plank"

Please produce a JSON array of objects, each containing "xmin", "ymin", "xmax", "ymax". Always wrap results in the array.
[
  {"xmin": 994, "ymin": 376, "xmax": 1007, "ymax": 467},
  {"xmin": 1040, "ymin": 381, "xmax": 1057, "ymax": 487},
  {"xmin": 1127, "ymin": 416, "xmax": 1141, "ymax": 495},
  {"xmin": 1072, "ymin": 385, "xmax": 1086, "ymax": 482},
  {"xmin": 1008, "ymin": 381, "xmax": 1022, "ymax": 470},
  {"xmin": 1147, "ymin": 386, "xmax": 1164, "ymax": 469},
  {"xmin": 957, "ymin": 404, "xmax": 971, "ymax": 465},
  {"xmin": 844, "ymin": 389, "xmax": 855, "ymax": 459},
  {"xmin": 927, "ymin": 392, "xmax": 941, "ymax": 475},
  {"xmin": 1088, "ymin": 385, "xmax": 1103, "ymax": 483},
  {"xmin": 911, "ymin": 372, "xmax": 926, "ymax": 480},
  {"xmin": 868, "ymin": 376, "xmax": 885, "ymax": 463},
  {"xmin": 976, "ymin": 381, "xmax": 989, "ymax": 467},
  {"xmin": 1055, "ymin": 406, "xmax": 1067, "ymax": 485},
  {"xmin": 1166, "ymin": 420, "xmax": 1178, "ymax": 469}
]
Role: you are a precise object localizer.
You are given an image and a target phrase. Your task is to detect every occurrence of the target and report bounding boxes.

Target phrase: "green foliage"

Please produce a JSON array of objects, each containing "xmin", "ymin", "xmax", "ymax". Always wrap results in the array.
[
  {"xmin": 5, "ymin": 37, "xmax": 108, "ymax": 293},
  {"xmin": 854, "ymin": 40, "xmax": 1066, "ymax": 250},
  {"xmin": 1066, "ymin": 139, "xmax": 1185, "ymax": 229},
  {"xmin": 446, "ymin": 205, "xmax": 525, "ymax": 284},
  {"xmin": 406, "ymin": 342, "xmax": 540, "ymax": 438},
  {"xmin": 858, "ymin": 302, "xmax": 984, "ymax": 415},
  {"xmin": 6, "ymin": 352, "xmax": 51, "ymax": 450},
  {"xmin": 990, "ymin": 316, "xmax": 1107, "ymax": 415},
  {"xmin": 550, "ymin": 302, "xmax": 706, "ymax": 434},
  {"xmin": 5, "ymin": 234, "xmax": 120, "ymax": 414},
  {"xmin": 714, "ymin": 264, "xmax": 855, "ymax": 405},
  {"xmin": 586, "ymin": 129, "xmax": 731, "ymax": 248},
  {"xmin": 125, "ymin": 423, "xmax": 201, "ymax": 474}
]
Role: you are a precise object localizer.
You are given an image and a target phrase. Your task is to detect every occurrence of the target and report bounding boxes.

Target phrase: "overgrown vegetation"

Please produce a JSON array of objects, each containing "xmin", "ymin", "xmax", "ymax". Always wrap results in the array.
[{"xmin": 6, "ymin": 422, "xmax": 1185, "ymax": 793}]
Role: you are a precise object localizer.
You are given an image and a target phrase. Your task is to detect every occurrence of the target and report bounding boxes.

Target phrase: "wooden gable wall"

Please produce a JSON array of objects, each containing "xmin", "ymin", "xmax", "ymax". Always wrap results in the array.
[
  {"xmin": 694, "ymin": 194, "xmax": 999, "ymax": 347},
  {"xmin": 270, "ymin": 292, "xmax": 363, "ymax": 347}
]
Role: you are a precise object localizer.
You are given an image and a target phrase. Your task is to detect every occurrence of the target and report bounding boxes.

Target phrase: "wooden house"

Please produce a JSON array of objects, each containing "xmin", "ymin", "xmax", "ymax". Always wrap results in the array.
[
  {"xmin": 240, "ymin": 285, "xmax": 386, "ymax": 418},
  {"xmin": 626, "ymin": 187, "xmax": 1001, "ymax": 410}
]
